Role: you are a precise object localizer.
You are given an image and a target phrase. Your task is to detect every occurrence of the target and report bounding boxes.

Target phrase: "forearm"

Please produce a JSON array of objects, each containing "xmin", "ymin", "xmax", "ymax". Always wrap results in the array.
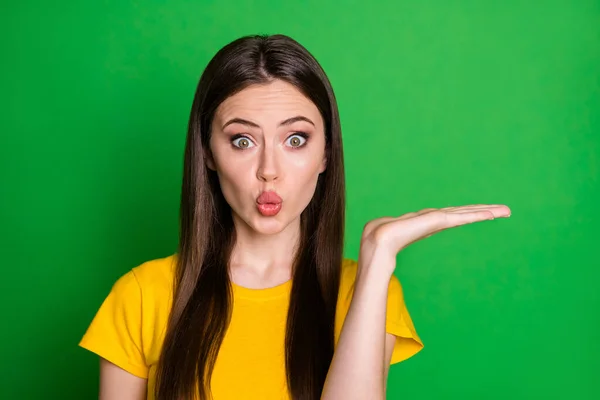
[
  {"xmin": 321, "ymin": 264, "xmax": 392, "ymax": 400},
  {"xmin": 99, "ymin": 358, "xmax": 147, "ymax": 400}
]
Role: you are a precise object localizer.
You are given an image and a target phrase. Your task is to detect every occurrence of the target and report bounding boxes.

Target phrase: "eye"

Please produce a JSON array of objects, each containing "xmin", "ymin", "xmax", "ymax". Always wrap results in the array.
[
  {"xmin": 231, "ymin": 135, "xmax": 255, "ymax": 149},
  {"xmin": 286, "ymin": 133, "xmax": 308, "ymax": 148}
]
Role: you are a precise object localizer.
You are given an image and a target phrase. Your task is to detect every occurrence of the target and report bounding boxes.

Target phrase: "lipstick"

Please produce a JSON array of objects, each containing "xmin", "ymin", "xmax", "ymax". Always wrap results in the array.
[{"xmin": 256, "ymin": 191, "xmax": 282, "ymax": 216}]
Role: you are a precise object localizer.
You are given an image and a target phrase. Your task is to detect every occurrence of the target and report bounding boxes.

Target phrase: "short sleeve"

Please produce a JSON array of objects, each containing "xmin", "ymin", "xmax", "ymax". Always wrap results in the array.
[
  {"xmin": 386, "ymin": 274, "xmax": 424, "ymax": 364},
  {"xmin": 78, "ymin": 270, "xmax": 149, "ymax": 379}
]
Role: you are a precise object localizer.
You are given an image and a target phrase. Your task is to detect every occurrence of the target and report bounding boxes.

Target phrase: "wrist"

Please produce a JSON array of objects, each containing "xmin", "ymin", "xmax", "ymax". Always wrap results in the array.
[
  {"xmin": 357, "ymin": 245, "xmax": 396, "ymax": 279},
  {"xmin": 355, "ymin": 259, "xmax": 395, "ymax": 291}
]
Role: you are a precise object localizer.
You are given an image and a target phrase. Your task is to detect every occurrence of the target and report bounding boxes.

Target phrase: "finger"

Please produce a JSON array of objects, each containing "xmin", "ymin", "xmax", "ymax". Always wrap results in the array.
[
  {"xmin": 396, "ymin": 208, "xmax": 438, "ymax": 220},
  {"xmin": 448, "ymin": 205, "xmax": 511, "ymax": 218},
  {"xmin": 447, "ymin": 210, "xmax": 497, "ymax": 225},
  {"xmin": 379, "ymin": 210, "xmax": 477, "ymax": 250},
  {"xmin": 388, "ymin": 211, "xmax": 450, "ymax": 243},
  {"xmin": 416, "ymin": 208, "xmax": 438, "ymax": 215},
  {"xmin": 442, "ymin": 204, "xmax": 507, "ymax": 211},
  {"xmin": 363, "ymin": 210, "xmax": 436, "ymax": 236}
]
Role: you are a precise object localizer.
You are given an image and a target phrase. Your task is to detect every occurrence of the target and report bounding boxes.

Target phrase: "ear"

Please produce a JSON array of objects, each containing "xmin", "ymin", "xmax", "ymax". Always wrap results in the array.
[
  {"xmin": 319, "ymin": 156, "xmax": 327, "ymax": 173},
  {"xmin": 205, "ymin": 149, "xmax": 216, "ymax": 171}
]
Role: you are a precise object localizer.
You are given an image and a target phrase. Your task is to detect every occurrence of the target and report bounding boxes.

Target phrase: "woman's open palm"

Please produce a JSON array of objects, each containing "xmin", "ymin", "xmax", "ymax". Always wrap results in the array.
[{"xmin": 359, "ymin": 204, "xmax": 512, "ymax": 275}]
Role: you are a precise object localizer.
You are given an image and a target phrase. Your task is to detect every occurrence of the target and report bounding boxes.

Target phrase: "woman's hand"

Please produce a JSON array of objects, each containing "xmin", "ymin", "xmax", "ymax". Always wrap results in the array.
[
  {"xmin": 358, "ymin": 204, "xmax": 512, "ymax": 278},
  {"xmin": 323, "ymin": 204, "xmax": 511, "ymax": 399}
]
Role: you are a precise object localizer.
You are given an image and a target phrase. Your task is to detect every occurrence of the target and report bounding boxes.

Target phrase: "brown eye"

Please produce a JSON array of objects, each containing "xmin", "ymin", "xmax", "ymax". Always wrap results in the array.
[
  {"xmin": 287, "ymin": 134, "xmax": 307, "ymax": 148},
  {"xmin": 232, "ymin": 136, "xmax": 254, "ymax": 149}
]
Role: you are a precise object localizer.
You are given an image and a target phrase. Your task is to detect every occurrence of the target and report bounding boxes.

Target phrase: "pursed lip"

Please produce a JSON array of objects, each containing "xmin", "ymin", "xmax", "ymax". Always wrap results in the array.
[{"xmin": 256, "ymin": 190, "xmax": 282, "ymax": 204}]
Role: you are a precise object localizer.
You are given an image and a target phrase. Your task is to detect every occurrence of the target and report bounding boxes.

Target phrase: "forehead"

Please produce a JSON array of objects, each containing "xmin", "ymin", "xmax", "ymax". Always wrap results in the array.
[{"xmin": 214, "ymin": 80, "xmax": 322, "ymax": 127}]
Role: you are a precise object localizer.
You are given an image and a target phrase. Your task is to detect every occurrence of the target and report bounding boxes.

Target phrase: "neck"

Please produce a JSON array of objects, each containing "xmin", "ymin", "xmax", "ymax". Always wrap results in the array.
[{"xmin": 228, "ymin": 214, "xmax": 301, "ymax": 288}]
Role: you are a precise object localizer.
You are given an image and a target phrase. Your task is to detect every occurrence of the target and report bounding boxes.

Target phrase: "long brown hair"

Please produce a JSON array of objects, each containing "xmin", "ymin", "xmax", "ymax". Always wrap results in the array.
[{"xmin": 155, "ymin": 34, "xmax": 345, "ymax": 400}]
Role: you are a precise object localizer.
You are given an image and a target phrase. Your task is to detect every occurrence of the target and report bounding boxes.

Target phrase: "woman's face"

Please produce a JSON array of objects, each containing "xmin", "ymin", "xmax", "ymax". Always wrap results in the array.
[{"xmin": 208, "ymin": 79, "xmax": 327, "ymax": 236}]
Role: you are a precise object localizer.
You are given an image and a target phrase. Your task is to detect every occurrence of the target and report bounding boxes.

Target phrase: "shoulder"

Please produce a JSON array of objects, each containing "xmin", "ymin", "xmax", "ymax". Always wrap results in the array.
[
  {"xmin": 103, "ymin": 253, "xmax": 177, "ymax": 329},
  {"xmin": 79, "ymin": 254, "xmax": 177, "ymax": 377},
  {"xmin": 112, "ymin": 254, "xmax": 177, "ymax": 362},
  {"xmin": 99, "ymin": 253, "xmax": 177, "ymax": 315},
  {"xmin": 129, "ymin": 253, "xmax": 177, "ymax": 294}
]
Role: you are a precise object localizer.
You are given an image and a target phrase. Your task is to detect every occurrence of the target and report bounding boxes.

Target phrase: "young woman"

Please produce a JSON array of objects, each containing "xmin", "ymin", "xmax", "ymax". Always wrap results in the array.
[{"xmin": 79, "ymin": 34, "xmax": 511, "ymax": 400}]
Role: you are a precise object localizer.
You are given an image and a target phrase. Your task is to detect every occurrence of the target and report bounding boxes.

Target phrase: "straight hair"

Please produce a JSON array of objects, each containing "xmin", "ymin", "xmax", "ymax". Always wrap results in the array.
[{"xmin": 155, "ymin": 34, "xmax": 346, "ymax": 399}]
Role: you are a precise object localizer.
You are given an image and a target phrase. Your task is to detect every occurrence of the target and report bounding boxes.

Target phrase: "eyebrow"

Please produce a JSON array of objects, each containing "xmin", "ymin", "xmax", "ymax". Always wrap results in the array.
[{"xmin": 221, "ymin": 115, "xmax": 315, "ymax": 130}]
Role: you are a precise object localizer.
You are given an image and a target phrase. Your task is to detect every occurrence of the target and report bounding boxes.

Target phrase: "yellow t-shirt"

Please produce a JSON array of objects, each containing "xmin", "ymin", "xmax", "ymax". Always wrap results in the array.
[{"xmin": 79, "ymin": 255, "xmax": 423, "ymax": 399}]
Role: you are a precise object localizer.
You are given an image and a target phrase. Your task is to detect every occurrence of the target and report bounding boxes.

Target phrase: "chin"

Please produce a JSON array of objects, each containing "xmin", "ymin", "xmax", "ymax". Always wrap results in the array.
[
  {"xmin": 231, "ymin": 206, "xmax": 300, "ymax": 236},
  {"xmin": 249, "ymin": 216, "xmax": 289, "ymax": 236}
]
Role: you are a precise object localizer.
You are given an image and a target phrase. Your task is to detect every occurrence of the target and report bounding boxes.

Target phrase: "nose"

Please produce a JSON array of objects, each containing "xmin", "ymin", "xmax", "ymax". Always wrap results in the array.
[{"xmin": 256, "ymin": 144, "xmax": 279, "ymax": 182}]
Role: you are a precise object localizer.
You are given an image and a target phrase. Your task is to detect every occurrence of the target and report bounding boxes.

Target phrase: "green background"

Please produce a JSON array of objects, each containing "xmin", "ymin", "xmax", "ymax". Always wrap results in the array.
[{"xmin": 2, "ymin": 0, "xmax": 598, "ymax": 398}]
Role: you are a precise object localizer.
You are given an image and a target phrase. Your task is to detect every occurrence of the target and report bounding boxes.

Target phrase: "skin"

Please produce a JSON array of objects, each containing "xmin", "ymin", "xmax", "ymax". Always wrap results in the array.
[
  {"xmin": 99, "ymin": 78, "xmax": 512, "ymax": 399},
  {"xmin": 322, "ymin": 205, "xmax": 511, "ymax": 399},
  {"xmin": 206, "ymin": 79, "xmax": 327, "ymax": 287},
  {"xmin": 99, "ymin": 359, "xmax": 145, "ymax": 400}
]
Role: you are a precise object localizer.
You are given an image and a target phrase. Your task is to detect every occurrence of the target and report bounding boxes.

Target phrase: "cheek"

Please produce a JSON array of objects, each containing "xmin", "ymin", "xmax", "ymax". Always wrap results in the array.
[
  {"xmin": 291, "ymin": 149, "xmax": 325, "ymax": 176},
  {"xmin": 291, "ymin": 173, "xmax": 321, "ymax": 217},
  {"xmin": 288, "ymin": 156, "xmax": 323, "ymax": 200},
  {"xmin": 214, "ymin": 161, "xmax": 251, "ymax": 206}
]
